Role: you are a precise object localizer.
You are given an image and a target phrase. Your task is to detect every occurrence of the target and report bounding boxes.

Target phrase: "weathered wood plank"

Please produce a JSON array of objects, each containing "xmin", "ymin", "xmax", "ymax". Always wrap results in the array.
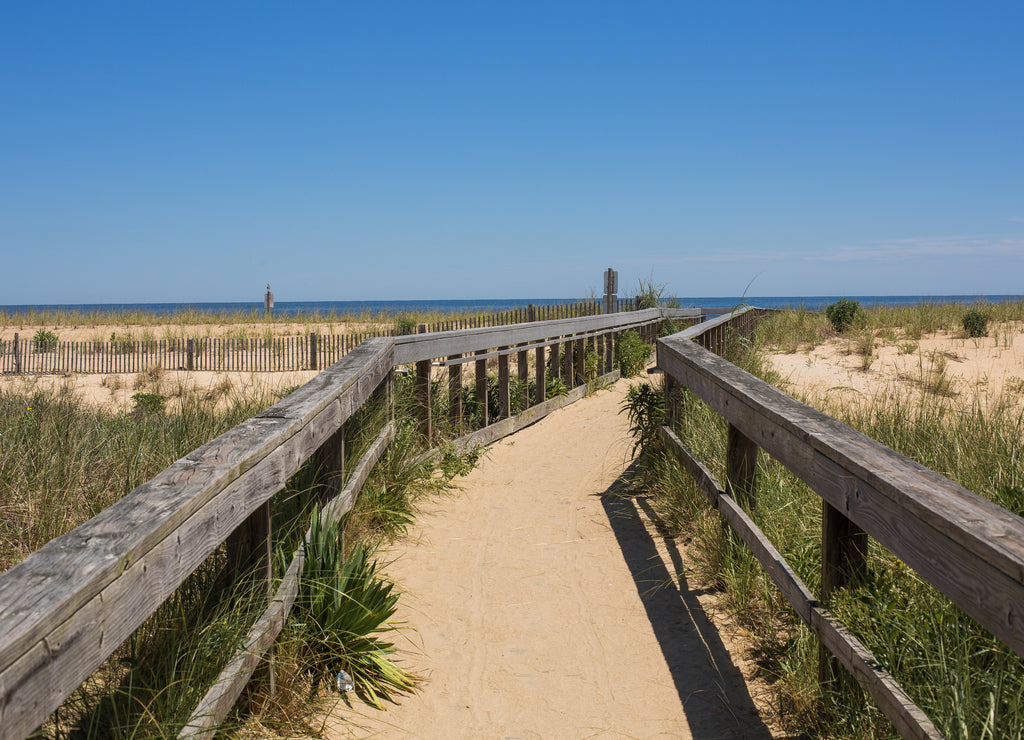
[
  {"xmin": 393, "ymin": 309, "xmax": 663, "ymax": 365},
  {"xmin": 0, "ymin": 339, "xmax": 394, "ymax": 739},
  {"xmin": 658, "ymin": 320, "xmax": 1024, "ymax": 660},
  {"xmin": 448, "ymin": 370, "xmax": 621, "ymax": 451},
  {"xmin": 658, "ymin": 425, "xmax": 942, "ymax": 739},
  {"xmin": 179, "ymin": 550, "xmax": 303, "ymax": 739}
]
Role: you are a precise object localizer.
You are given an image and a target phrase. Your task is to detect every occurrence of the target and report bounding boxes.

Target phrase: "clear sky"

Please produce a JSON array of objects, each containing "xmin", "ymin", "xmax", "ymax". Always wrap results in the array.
[{"xmin": 2, "ymin": 2, "xmax": 1022, "ymax": 304}]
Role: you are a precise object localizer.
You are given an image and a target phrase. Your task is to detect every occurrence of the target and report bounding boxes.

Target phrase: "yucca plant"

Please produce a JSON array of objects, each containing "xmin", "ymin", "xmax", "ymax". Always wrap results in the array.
[{"xmin": 291, "ymin": 514, "xmax": 416, "ymax": 710}]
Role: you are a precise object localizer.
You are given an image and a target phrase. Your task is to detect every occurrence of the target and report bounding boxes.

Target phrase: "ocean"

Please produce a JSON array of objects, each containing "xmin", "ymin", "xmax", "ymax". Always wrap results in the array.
[{"xmin": 1, "ymin": 295, "xmax": 1021, "ymax": 317}]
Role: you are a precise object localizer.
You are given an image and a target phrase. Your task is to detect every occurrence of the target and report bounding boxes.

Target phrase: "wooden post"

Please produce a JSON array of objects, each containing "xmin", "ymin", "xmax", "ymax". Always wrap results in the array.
[
  {"xmin": 309, "ymin": 333, "xmax": 318, "ymax": 371},
  {"xmin": 517, "ymin": 348, "xmax": 529, "ymax": 410},
  {"xmin": 575, "ymin": 337, "xmax": 585, "ymax": 386},
  {"xmin": 416, "ymin": 359, "xmax": 432, "ymax": 441},
  {"xmin": 313, "ymin": 422, "xmax": 345, "ymax": 504},
  {"xmin": 535, "ymin": 346, "xmax": 546, "ymax": 405},
  {"xmin": 664, "ymin": 374, "xmax": 679, "ymax": 428},
  {"xmin": 527, "ymin": 304, "xmax": 536, "ymax": 323},
  {"xmin": 475, "ymin": 350, "xmax": 488, "ymax": 427},
  {"xmin": 498, "ymin": 349, "xmax": 510, "ymax": 419},
  {"xmin": 604, "ymin": 331, "xmax": 614, "ymax": 374},
  {"xmin": 819, "ymin": 502, "xmax": 869, "ymax": 686},
  {"xmin": 186, "ymin": 338, "xmax": 195, "ymax": 371},
  {"xmin": 448, "ymin": 356, "xmax": 463, "ymax": 432},
  {"xmin": 226, "ymin": 500, "xmax": 273, "ymax": 595},
  {"xmin": 551, "ymin": 340, "xmax": 561, "ymax": 383},
  {"xmin": 726, "ymin": 424, "xmax": 758, "ymax": 512},
  {"xmin": 13, "ymin": 333, "xmax": 20, "ymax": 375}
]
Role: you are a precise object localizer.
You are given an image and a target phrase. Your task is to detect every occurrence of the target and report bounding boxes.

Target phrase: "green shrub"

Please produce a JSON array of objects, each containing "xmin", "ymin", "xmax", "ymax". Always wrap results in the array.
[
  {"xmin": 616, "ymin": 330, "xmax": 651, "ymax": 378},
  {"xmin": 621, "ymin": 382, "xmax": 664, "ymax": 457},
  {"xmin": 962, "ymin": 308, "xmax": 989, "ymax": 338},
  {"xmin": 825, "ymin": 298, "xmax": 864, "ymax": 333},
  {"xmin": 32, "ymin": 329, "xmax": 58, "ymax": 351},
  {"xmin": 292, "ymin": 516, "xmax": 416, "ymax": 709}
]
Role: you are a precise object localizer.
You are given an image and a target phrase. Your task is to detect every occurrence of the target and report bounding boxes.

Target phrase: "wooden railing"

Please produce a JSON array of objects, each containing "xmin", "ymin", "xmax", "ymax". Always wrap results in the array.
[
  {"xmin": 656, "ymin": 307, "xmax": 1024, "ymax": 739},
  {"xmin": 0, "ymin": 306, "xmax": 687, "ymax": 740},
  {"xmin": 0, "ymin": 300, "xmax": 647, "ymax": 375}
]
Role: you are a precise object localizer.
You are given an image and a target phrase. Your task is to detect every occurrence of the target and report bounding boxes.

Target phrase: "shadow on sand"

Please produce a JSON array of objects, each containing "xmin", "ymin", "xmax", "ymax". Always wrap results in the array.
[{"xmin": 598, "ymin": 462, "xmax": 802, "ymax": 739}]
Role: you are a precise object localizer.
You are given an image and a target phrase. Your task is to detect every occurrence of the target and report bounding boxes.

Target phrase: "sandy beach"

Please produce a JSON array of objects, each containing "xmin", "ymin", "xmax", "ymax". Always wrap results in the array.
[{"xmin": 766, "ymin": 322, "xmax": 1024, "ymax": 412}]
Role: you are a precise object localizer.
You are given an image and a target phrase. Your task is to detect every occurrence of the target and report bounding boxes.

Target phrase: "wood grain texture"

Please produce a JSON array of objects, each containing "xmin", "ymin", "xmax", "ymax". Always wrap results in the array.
[
  {"xmin": 393, "ymin": 309, "xmax": 663, "ymax": 365},
  {"xmin": 657, "ymin": 425, "xmax": 942, "ymax": 739},
  {"xmin": 181, "ymin": 422, "xmax": 395, "ymax": 737},
  {"xmin": 657, "ymin": 311, "xmax": 1024, "ymax": 661},
  {"xmin": 0, "ymin": 339, "xmax": 394, "ymax": 740}
]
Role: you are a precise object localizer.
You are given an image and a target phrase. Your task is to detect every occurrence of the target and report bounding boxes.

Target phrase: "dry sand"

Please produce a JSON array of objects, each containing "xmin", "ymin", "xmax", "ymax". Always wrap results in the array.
[
  {"xmin": 0, "ymin": 369, "xmax": 320, "ymax": 413},
  {"xmin": 318, "ymin": 379, "xmax": 777, "ymax": 739},
  {"xmin": 766, "ymin": 323, "xmax": 1024, "ymax": 412}
]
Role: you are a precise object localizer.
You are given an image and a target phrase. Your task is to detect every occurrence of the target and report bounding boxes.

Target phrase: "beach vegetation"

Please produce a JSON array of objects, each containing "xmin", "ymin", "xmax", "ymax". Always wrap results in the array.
[
  {"xmin": 961, "ymin": 307, "xmax": 989, "ymax": 338},
  {"xmin": 627, "ymin": 302, "xmax": 1024, "ymax": 739},
  {"xmin": 824, "ymin": 298, "xmax": 865, "ymax": 333},
  {"xmin": 32, "ymin": 328, "xmax": 58, "ymax": 351},
  {"xmin": 615, "ymin": 330, "xmax": 651, "ymax": 378}
]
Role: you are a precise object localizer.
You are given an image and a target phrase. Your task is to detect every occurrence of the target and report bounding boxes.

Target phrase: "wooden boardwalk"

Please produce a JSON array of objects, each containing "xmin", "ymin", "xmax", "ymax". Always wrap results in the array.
[{"xmin": 325, "ymin": 377, "xmax": 775, "ymax": 739}]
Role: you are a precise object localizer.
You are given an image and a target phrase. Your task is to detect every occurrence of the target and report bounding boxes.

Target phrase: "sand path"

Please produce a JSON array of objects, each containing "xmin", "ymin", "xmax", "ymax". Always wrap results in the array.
[{"xmin": 323, "ymin": 377, "xmax": 774, "ymax": 739}]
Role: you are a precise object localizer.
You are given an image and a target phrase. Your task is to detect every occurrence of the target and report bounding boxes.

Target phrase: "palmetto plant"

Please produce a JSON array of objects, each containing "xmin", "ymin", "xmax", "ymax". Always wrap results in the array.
[{"xmin": 292, "ymin": 513, "xmax": 416, "ymax": 710}]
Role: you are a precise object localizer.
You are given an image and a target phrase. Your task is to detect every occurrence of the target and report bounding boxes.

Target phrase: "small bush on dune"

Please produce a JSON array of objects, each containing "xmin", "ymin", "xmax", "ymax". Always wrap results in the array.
[
  {"xmin": 962, "ymin": 308, "xmax": 989, "ymax": 338},
  {"xmin": 616, "ymin": 330, "xmax": 651, "ymax": 378},
  {"xmin": 32, "ymin": 329, "xmax": 58, "ymax": 351},
  {"xmin": 825, "ymin": 298, "xmax": 865, "ymax": 333}
]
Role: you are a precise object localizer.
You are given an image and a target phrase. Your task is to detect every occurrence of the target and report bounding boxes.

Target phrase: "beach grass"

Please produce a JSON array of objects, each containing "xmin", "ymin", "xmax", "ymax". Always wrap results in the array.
[
  {"xmin": 629, "ymin": 304, "xmax": 1024, "ymax": 738},
  {"xmin": 1, "ymin": 358, "xmax": 480, "ymax": 736}
]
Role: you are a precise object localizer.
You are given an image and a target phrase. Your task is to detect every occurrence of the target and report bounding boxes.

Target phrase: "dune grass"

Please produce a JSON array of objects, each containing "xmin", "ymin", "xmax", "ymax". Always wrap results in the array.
[
  {"xmin": 628, "ymin": 306, "xmax": 1024, "ymax": 739},
  {"xmin": 1, "ymin": 359, "xmax": 480, "ymax": 737}
]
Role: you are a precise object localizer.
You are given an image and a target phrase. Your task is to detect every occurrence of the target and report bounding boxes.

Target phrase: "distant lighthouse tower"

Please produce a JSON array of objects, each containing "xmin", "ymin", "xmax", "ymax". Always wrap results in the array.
[{"xmin": 264, "ymin": 284, "xmax": 274, "ymax": 317}]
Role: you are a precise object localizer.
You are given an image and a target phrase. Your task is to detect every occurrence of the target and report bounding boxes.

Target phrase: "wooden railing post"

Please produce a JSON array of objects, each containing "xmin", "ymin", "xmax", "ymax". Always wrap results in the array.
[
  {"xmin": 665, "ymin": 374, "xmax": 679, "ymax": 428},
  {"xmin": 225, "ymin": 501, "xmax": 273, "ymax": 609},
  {"xmin": 448, "ymin": 356, "xmax": 463, "ymax": 432},
  {"xmin": 819, "ymin": 503, "xmax": 869, "ymax": 686},
  {"xmin": 574, "ymin": 336, "xmax": 586, "ymax": 386},
  {"xmin": 535, "ymin": 345, "xmax": 546, "ymax": 405},
  {"xmin": 313, "ymin": 421, "xmax": 345, "ymax": 504},
  {"xmin": 527, "ymin": 303, "xmax": 536, "ymax": 323},
  {"xmin": 726, "ymin": 423, "xmax": 758, "ymax": 511},
  {"xmin": 475, "ymin": 350, "xmax": 488, "ymax": 427},
  {"xmin": 416, "ymin": 359, "xmax": 432, "ymax": 441},
  {"xmin": 518, "ymin": 347, "xmax": 529, "ymax": 410},
  {"xmin": 498, "ymin": 348, "xmax": 510, "ymax": 419},
  {"xmin": 309, "ymin": 332, "xmax": 318, "ymax": 371},
  {"xmin": 186, "ymin": 338, "xmax": 195, "ymax": 371},
  {"xmin": 551, "ymin": 340, "xmax": 561, "ymax": 383}
]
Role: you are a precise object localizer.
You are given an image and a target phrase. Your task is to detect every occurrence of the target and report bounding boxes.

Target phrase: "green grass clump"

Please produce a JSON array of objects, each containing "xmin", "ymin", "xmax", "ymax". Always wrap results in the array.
[
  {"xmin": 962, "ymin": 308, "xmax": 989, "ymax": 338},
  {"xmin": 825, "ymin": 298, "xmax": 865, "ymax": 333},
  {"xmin": 615, "ymin": 330, "xmax": 651, "ymax": 378},
  {"xmin": 289, "ymin": 516, "xmax": 416, "ymax": 710}
]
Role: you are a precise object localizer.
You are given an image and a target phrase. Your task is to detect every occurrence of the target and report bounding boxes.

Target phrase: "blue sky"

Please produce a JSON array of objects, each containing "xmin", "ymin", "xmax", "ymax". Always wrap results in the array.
[{"xmin": 2, "ymin": 2, "xmax": 1022, "ymax": 304}]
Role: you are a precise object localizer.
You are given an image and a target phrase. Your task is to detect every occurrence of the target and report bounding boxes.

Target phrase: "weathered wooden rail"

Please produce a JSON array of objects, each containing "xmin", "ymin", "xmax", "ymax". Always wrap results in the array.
[
  {"xmin": 657, "ymin": 307, "xmax": 1024, "ymax": 739},
  {"xmin": 0, "ymin": 306, "xmax": 686, "ymax": 740},
  {"xmin": 0, "ymin": 299, "xmax": 652, "ymax": 375}
]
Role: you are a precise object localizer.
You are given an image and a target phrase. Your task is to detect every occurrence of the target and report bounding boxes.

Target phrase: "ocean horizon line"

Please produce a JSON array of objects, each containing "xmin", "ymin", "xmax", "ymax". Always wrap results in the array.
[{"xmin": 1, "ymin": 294, "xmax": 1022, "ymax": 317}]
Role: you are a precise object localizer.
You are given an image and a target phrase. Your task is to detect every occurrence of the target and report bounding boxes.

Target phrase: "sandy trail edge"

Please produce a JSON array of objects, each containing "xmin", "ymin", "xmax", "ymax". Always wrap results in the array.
[{"xmin": 320, "ymin": 377, "xmax": 775, "ymax": 739}]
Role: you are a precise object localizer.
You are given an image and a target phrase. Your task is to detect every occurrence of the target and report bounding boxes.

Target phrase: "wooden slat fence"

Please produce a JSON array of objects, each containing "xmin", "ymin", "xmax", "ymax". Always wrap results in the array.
[
  {"xmin": 0, "ymin": 305, "xmax": 685, "ymax": 740},
  {"xmin": 656, "ymin": 307, "xmax": 1024, "ymax": 739},
  {"xmin": 0, "ymin": 300, "xmax": 646, "ymax": 376}
]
